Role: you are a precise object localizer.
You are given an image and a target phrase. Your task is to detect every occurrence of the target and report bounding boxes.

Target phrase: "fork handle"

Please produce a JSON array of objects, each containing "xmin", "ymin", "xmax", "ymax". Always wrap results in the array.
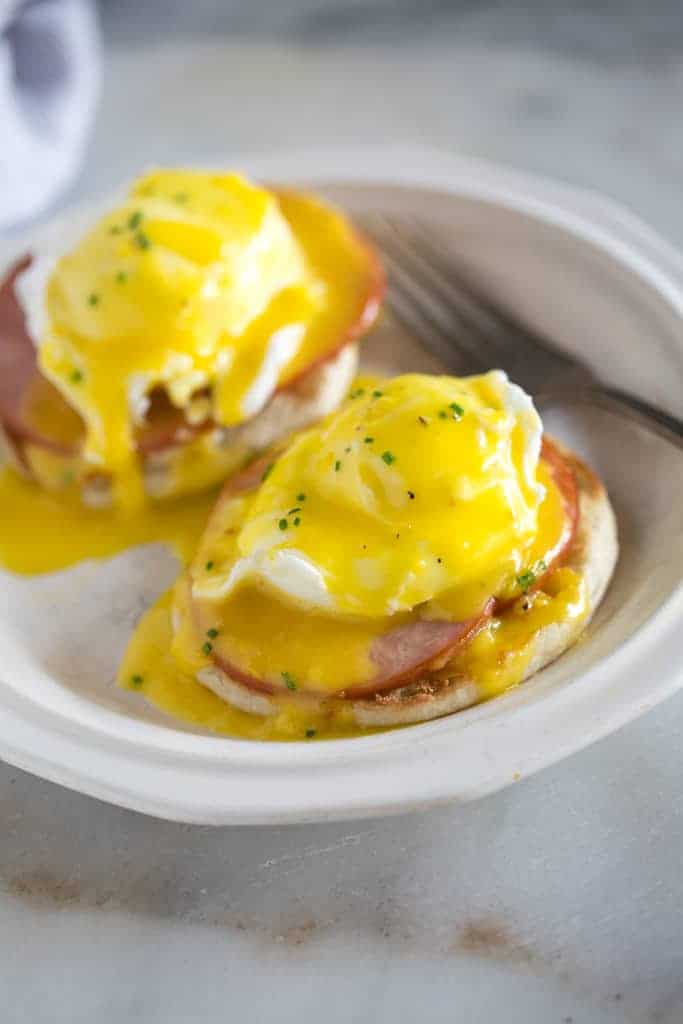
[{"xmin": 594, "ymin": 387, "xmax": 683, "ymax": 439}]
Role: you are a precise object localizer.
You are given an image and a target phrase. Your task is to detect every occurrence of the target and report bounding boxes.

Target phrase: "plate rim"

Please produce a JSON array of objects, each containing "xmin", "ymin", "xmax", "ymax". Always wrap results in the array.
[{"xmin": 1, "ymin": 144, "xmax": 682, "ymax": 825}]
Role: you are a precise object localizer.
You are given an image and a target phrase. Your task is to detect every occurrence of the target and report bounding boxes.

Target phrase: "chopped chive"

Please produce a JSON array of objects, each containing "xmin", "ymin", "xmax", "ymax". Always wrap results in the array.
[
  {"xmin": 372, "ymin": 389, "xmax": 383, "ymax": 398},
  {"xmin": 261, "ymin": 462, "xmax": 275, "ymax": 482},
  {"xmin": 282, "ymin": 671, "xmax": 297, "ymax": 691},
  {"xmin": 381, "ymin": 450, "xmax": 396, "ymax": 465},
  {"xmin": 279, "ymin": 518, "xmax": 288, "ymax": 531},
  {"xmin": 296, "ymin": 492, "xmax": 306, "ymax": 502},
  {"xmin": 109, "ymin": 225, "xmax": 123, "ymax": 235},
  {"xmin": 128, "ymin": 210, "xmax": 143, "ymax": 230},
  {"xmin": 438, "ymin": 409, "xmax": 447, "ymax": 419},
  {"xmin": 130, "ymin": 674, "xmax": 144, "ymax": 686},
  {"xmin": 70, "ymin": 369, "xmax": 84, "ymax": 383},
  {"xmin": 334, "ymin": 460, "xmax": 342, "ymax": 472},
  {"xmin": 205, "ymin": 560, "xmax": 214, "ymax": 570},
  {"xmin": 134, "ymin": 231, "xmax": 151, "ymax": 250},
  {"xmin": 449, "ymin": 401, "xmax": 465, "ymax": 419},
  {"xmin": 202, "ymin": 641, "xmax": 213, "ymax": 655},
  {"xmin": 517, "ymin": 570, "xmax": 535, "ymax": 593},
  {"xmin": 288, "ymin": 507, "xmax": 301, "ymax": 515},
  {"xmin": 363, "ymin": 436, "xmax": 374, "ymax": 444},
  {"xmin": 305, "ymin": 728, "xmax": 316, "ymax": 738},
  {"xmin": 206, "ymin": 628, "xmax": 219, "ymax": 639},
  {"xmin": 293, "ymin": 516, "xmax": 301, "ymax": 526},
  {"xmin": 116, "ymin": 270, "xmax": 128, "ymax": 283},
  {"xmin": 349, "ymin": 387, "xmax": 365, "ymax": 399},
  {"xmin": 87, "ymin": 292, "xmax": 99, "ymax": 307},
  {"xmin": 517, "ymin": 560, "xmax": 548, "ymax": 595}
]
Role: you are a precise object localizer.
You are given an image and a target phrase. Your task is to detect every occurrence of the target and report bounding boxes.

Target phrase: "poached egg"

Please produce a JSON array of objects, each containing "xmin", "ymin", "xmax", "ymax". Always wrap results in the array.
[
  {"xmin": 23, "ymin": 169, "xmax": 322, "ymax": 507},
  {"xmin": 192, "ymin": 371, "xmax": 548, "ymax": 620}
]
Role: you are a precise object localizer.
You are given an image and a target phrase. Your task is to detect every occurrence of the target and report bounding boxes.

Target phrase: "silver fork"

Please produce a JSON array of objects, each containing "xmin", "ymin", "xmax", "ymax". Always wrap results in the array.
[{"xmin": 360, "ymin": 213, "xmax": 683, "ymax": 440}]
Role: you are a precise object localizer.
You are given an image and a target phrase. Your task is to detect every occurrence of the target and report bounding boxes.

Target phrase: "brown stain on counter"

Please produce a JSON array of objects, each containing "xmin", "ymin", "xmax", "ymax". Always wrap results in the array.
[
  {"xmin": 7, "ymin": 871, "xmax": 82, "ymax": 907},
  {"xmin": 454, "ymin": 917, "xmax": 535, "ymax": 965}
]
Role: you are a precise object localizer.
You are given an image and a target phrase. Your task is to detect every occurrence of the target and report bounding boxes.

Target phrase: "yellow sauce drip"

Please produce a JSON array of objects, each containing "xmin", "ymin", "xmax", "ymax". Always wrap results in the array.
[
  {"xmin": 449, "ymin": 567, "xmax": 588, "ymax": 700},
  {"xmin": 0, "ymin": 467, "xmax": 214, "ymax": 574},
  {"xmin": 118, "ymin": 591, "xmax": 363, "ymax": 741}
]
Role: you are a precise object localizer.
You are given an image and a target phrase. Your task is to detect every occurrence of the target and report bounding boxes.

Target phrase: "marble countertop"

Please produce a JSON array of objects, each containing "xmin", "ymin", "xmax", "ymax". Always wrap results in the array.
[{"xmin": 3, "ymin": 8, "xmax": 683, "ymax": 1022}]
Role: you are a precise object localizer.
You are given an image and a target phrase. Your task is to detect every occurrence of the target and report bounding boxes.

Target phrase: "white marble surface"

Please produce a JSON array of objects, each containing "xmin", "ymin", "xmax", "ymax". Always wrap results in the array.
[{"xmin": 3, "ymin": 10, "xmax": 683, "ymax": 1022}]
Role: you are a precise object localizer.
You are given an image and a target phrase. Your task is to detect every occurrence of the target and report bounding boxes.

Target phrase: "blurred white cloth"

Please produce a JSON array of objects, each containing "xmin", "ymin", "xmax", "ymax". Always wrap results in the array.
[{"xmin": 0, "ymin": 0, "xmax": 99, "ymax": 230}]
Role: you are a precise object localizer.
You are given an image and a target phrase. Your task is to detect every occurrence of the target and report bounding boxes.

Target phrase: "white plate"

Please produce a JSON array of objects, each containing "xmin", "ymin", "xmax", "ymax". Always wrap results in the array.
[{"xmin": 1, "ymin": 147, "xmax": 682, "ymax": 825}]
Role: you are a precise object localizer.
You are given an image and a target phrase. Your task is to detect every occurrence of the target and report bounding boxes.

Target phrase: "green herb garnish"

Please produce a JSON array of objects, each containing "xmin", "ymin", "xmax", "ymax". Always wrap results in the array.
[
  {"xmin": 449, "ymin": 401, "xmax": 465, "ymax": 419},
  {"xmin": 130, "ymin": 674, "xmax": 144, "ymax": 686},
  {"xmin": 87, "ymin": 292, "xmax": 99, "ymax": 307},
  {"xmin": 261, "ymin": 462, "xmax": 275, "ymax": 482},
  {"xmin": 202, "ymin": 641, "xmax": 213, "ymax": 656},
  {"xmin": 372, "ymin": 389, "xmax": 383, "ymax": 398},
  {"xmin": 296, "ymin": 492, "xmax": 306, "ymax": 502},
  {"xmin": 134, "ymin": 231, "xmax": 151, "ymax": 250},
  {"xmin": 516, "ymin": 570, "xmax": 535, "ymax": 593},
  {"xmin": 282, "ymin": 671, "xmax": 297, "ymax": 691},
  {"xmin": 116, "ymin": 271, "xmax": 128, "ymax": 283},
  {"xmin": 381, "ymin": 450, "xmax": 396, "ymax": 465},
  {"xmin": 128, "ymin": 210, "xmax": 143, "ymax": 230},
  {"xmin": 288, "ymin": 507, "xmax": 301, "ymax": 516},
  {"xmin": 70, "ymin": 369, "xmax": 84, "ymax": 384},
  {"xmin": 293, "ymin": 516, "xmax": 301, "ymax": 527},
  {"xmin": 207, "ymin": 628, "xmax": 219, "ymax": 639},
  {"xmin": 305, "ymin": 728, "xmax": 316, "ymax": 738},
  {"xmin": 279, "ymin": 518, "xmax": 288, "ymax": 531},
  {"xmin": 363, "ymin": 436, "xmax": 374, "ymax": 444},
  {"xmin": 334, "ymin": 460, "xmax": 342, "ymax": 472},
  {"xmin": 516, "ymin": 560, "xmax": 548, "ymax": 594},
  {"xmin": 205, "ymin": 560, "xmax": 214, "ymax": 570},
  {"xmin": 349, "ymin": 387, "xmax": 365, "ymax": 399}
]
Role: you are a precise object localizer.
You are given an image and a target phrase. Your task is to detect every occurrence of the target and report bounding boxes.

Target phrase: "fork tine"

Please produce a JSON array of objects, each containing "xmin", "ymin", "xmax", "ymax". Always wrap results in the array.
[
  {"xmin": 362, "ymin": 218, "xmax": 494, "ymax": 373},
  {"xmin": 376, "ymin": 247, "xmax": 490, "ymax": 374},
  {"xmin": 392, "ymin": 214, "xmax": 582, "ymax": 371},
  {"xmin": 362, "ymin": 213, "xmax": 585, "ymax": 389},
  {"xmin": 366, "ymin": 214, "xmax": 517, "ymax": 370}
]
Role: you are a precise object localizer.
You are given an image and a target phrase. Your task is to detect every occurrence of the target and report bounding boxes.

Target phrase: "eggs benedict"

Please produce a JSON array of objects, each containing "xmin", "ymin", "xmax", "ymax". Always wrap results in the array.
[
  {"xmin": 120, "ymin": 371, "xmax": 618, "ymax": 739},
  {"xmin": 0, "ymin": 170, "xmax": 383, "ymax": 511}
]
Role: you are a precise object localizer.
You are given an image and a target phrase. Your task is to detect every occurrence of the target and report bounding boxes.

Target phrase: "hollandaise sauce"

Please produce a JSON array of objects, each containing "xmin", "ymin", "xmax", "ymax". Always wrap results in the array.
[{"xmin": 0, "ymin": 466, "xmax": 215, "ymax": 574}]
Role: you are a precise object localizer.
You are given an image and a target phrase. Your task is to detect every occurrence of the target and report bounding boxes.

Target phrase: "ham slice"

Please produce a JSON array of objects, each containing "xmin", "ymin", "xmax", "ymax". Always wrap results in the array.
[
  {"xmin": 338, "ymin": 603, "xmax": 494, "ymax": 698},
  {"xmin": 0, "ymin": 257, "xmax": 78, "ymax": 453},
  {"xmin": 207, "ymin": 604, "xmax": 493, "ymax": 700}
]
